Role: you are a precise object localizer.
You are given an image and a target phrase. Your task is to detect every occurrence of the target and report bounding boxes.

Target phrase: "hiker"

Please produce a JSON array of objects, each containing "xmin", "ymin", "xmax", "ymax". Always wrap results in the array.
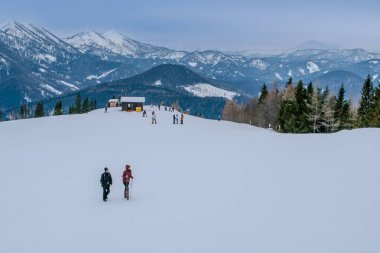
[
  {"xmin": 104, "ymin": 106, "xmax": 108, "ymax": 113},
  {"xmin": 100, "ymin": 167, "xmax": 112, "ymax": 201},
  {"xmin": 218, "ymin": 115, "xmax": 221, "ymax": 122},
  {"xmin": 122, "ymin": 165, "xmax": 134, "ymax": 199},
  {"xmin": 175, "ymin": 114, "xmax": 179, "ymax": 124},
  {"xmin": 180, "ymin": 113, "xmax": 184, "ymax": 124},
  {"xmin": 173, "ymin": 114, "xmax": 176, "ymax": 124},
  {"xmin": 152, "ymin": 111, "xmax": 157, "ymax": 124},
  {"xmin": 142, "ymin": 110, "xmax": 147, "ymax": 117},
  {"xmin": 158, "ymin": 104, "xmax": 161, "ymax": 110}
]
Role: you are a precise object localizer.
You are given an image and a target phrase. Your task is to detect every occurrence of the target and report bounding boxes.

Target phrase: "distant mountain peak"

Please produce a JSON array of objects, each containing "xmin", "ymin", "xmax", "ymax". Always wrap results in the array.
[{"xmin": 102, "ymin": 30, "xmax": 126, "ymax": 44}]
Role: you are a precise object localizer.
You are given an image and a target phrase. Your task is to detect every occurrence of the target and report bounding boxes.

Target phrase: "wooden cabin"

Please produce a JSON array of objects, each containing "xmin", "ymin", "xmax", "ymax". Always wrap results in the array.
[
  {"xmin": 108, "ymin": 99, "xmax": 119, "ymax": 108},
  {"xmin": 120, "ymin": 97, "xmax": 145, "ymax": 112}
]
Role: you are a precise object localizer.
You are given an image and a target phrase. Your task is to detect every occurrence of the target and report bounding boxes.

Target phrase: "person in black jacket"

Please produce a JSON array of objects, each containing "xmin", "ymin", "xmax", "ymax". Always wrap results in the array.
[{"xmin": 100, "ymin": 167, "xmax": 112, "ymax": 201}]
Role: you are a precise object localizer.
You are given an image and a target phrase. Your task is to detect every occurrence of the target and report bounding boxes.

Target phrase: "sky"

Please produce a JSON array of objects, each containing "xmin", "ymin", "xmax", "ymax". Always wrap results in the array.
[{"xmin": 1, "ymin": 0, "xmax": 380, "ymax": 51}]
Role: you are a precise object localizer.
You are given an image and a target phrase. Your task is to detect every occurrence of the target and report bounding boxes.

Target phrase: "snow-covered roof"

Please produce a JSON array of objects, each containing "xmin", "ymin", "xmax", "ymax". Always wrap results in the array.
[
  {"xmin": 120, "ymin": 97, "xmax": 145, "ymax": 103},
  {"xmin": 108, "ymin": 99, "xmax": 119, "ymax": 103}
]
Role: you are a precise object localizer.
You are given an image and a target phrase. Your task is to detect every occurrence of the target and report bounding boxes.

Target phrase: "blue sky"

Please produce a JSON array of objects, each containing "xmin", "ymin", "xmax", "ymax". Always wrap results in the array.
[{"xmin": 1, "ymin": 0, "xmax": 380, "ymax": 51}]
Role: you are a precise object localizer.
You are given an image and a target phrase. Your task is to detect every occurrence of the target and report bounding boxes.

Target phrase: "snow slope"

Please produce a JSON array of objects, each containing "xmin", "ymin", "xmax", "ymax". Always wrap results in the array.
[
  {"xmin": 183, "ymin": 83, "xmax": 238, "ymax": 100},
  {"xmin": 0, "ymin": 108, "xmax": 379, "ymax": 253}
]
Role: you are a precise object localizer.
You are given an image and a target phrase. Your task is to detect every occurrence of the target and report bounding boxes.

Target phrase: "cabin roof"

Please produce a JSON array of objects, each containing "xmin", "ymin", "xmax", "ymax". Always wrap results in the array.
[{"xmin": 120, "ymin": 97, "xmax": 145, "ymax": 103}]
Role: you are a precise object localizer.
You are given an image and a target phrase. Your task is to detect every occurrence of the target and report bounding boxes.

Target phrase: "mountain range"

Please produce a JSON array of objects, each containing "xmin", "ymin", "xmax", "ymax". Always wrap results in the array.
[{"xmin": 1, "ymin": 20, "xmax": 380, "ymax": 113}]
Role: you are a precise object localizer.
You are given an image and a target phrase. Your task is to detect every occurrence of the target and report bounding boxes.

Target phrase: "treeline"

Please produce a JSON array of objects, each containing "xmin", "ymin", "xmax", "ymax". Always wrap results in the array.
[
  {"xmin": 223, "ymin": 75, "xmax": 380, "ymax": 133},
  {"xmin": 8, "ymin": 94, "xmax": 97, "ymax": 120}
]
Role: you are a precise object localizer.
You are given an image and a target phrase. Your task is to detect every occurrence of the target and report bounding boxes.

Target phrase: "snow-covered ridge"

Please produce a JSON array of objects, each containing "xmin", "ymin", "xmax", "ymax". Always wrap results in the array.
[
  {"xmin": 275, "ymin": 73, "xmax": 283, "ymax": 80},
  {"xmin": 250, "ymin": 59, "xmax": 269, "ymax": 71},
  {"xmin": 40, "ymin": 83, "xmax": 62, "ymax": 95},
  {"xmin": 86, "ymin": 69, "xmax": 117, "ymax": 80},
  {"xmin": 59, "ymin": 80, "xmax": 80, "ymax": 91},
  {"xmin": 306, "ymin": 61, "xmax": 320, "ymax": 74},
  {"xmin": 183, "ymin": 83, "xmax": 238, "ymax": 100},
  {"xmin": 34, "ymin": 54, "xmax": 57, "ymax": 63}
]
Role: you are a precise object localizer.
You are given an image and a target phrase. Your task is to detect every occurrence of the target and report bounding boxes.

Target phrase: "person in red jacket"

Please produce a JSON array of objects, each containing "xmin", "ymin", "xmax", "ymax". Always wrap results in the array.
[{"xmin": 122, "ymin": 165, "xmax": 134, "ymax": 200}]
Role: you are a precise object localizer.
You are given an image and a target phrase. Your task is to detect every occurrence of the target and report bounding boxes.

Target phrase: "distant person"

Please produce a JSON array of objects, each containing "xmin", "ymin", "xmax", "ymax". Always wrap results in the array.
[
  {"xmin": 218, "ymin": 115, "xmax": 221, "ymax": 122},
  {"xmin": 122, "ymin": 165, "xmax": 134, "ymax": 200},
  {"xmin": 104, "ymin": 106, "xmax": 108, "ymax": 113},
  {"xmin": 165, "ymin": 106, "xmax": 167, "ymax": 111},
  {"xmin": 173, "ymin": 114, "xmax": 176, "ymax": 124},
  {"xmin": 158, "ymin": 104, "xmax": 161, "ymax": 110},
  {"xmin": 180, "ymin": 113, "xmax": 184, "ymax": 124},
  {"xmin": 100, "ymin": 167, "xmax": 112, "ymax": 201},
  {"xmin": 152, "ymin": 111, "xmax": 157, "ymax": 124},
  {"xmin": 142, "ymin": 110, "xmax": 147, "ymax": 117}
]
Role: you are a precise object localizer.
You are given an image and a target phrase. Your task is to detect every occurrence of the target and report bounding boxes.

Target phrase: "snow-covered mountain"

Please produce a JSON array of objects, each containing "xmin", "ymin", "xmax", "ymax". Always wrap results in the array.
[
  {"xmin": 0, "ymin": 108, "xmax": 379, "ymax": 253},
  {"xmin": 65, "ymin": 30, "xmax": 187, "ymax": 60},
  {"xmin": 1, "ymin": 20, "xmax": 380, "ymax": 111}
]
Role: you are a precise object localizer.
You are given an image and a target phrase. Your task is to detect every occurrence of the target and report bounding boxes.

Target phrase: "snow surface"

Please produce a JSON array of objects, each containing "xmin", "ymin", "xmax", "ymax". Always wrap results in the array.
[
  {"xmin": 86, "ymin": 69, "xmax": 117, "ymax": 80},
  {"xmin": 23, "ymin": 94, "xmax": 32, "ymax": 103},
  {"xmin": 183, "ymin": 83, "xmax": 238, "ymax": 100},
  {"xmin": 34, "ymin": 54, "xmax": 57, "ymax": 63},
  {"xmin": 250, "ymin": 59, "xmax": 269, "ymax": 71},
  {"xmin": 153, "ymin": 80, "xmax": 162, "ymax": 86},
  {"xmin": 306, "ymin": 61, "xmax": 320, "ymax": 74},
  {"xmin": 0, "ymin": 108, "xmax": 379, "ymax": 253},
  {"xmin": 40, "ymin": 83, "xmax": 62, "ymax": 95},
  {"xmin": 188, "ymin": 61, "xmax": 198, "ymax": 67},
  {"xmin": 59, "ymin": 80, "xmax": 80, "ymax": 91}
]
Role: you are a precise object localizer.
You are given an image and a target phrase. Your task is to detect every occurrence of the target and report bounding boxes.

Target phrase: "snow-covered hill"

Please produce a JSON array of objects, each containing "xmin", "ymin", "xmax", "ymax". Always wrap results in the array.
[{"xmin": 0, "ymin": 108, "xmax": 379, "ymax": 253}]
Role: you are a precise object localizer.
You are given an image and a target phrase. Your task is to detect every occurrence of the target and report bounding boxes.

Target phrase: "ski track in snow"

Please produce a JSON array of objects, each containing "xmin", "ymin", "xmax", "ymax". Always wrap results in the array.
[{"xmin": 0, "ymin": 108, "xmax": 379, "ymax": 253}]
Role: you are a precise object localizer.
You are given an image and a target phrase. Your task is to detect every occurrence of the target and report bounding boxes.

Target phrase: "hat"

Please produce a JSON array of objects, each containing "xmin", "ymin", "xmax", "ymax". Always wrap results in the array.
[{"xmin": 104, "ymin": 167, "xmax": 108, "ymax": 171}]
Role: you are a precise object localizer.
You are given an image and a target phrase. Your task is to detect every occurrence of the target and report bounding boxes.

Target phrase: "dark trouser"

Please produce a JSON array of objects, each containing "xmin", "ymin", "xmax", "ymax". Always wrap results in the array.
[
  {"xmin": 123, "ymin": 182, "xmax": 130, "ymax": 198},
  {"xmin": 103, "ymin": 185, "xmax": 110, "ymax": 200}
]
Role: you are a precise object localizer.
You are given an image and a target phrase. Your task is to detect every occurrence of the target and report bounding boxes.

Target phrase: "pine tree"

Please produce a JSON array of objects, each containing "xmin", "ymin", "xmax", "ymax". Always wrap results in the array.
[
  {"xmin": 357, "ymin": 75, "xmax": 375, "ymax": 127},
  {"xmin": 75, "ymin": 94, "xmax": 82, "ymax": 114},
  {"xmin": 19, "ymin": 104, "xmax": 25, "ymax": 119},
  {"xmin": 92, "ymin": 100, "xmax": 97, "ymax": 111},
  {"xmin": 373, "ymin": 82, "xmax": 380, "ymax": 127},
  {"xmin": 334, "ymin": 84, "xmax": 351, "ymax": 130},
  {"xmin": 34, "ymin": 102, "xmax": 44, "ymax": 118},
  {"xmin": 258, "ymin": 83, "xmax": 268, "ymax": 104},
  {"xmin": 278, "ymin": 100, "xmax": 297, "ymax": 132},
  {"xmin": 278, "ymin": 82, "xmax": 297, "ymax": 132},
  {"xmin": 306, "ymin": 82, "xmax": 314, "ymax": 100},
  {"xmin": 82, "ymin": 97, "xmax": 89, "ymax": 113},
  {"xmin": 53, "ymin": 101, "xmax": 64, "ymax": 116},
  {"xmin": 294, "ymin": 80, "xmax": 309, "ymax": 132},
  {"xmin": 285, "ymin": 77, "xmax": 293, "ymax": 88}
]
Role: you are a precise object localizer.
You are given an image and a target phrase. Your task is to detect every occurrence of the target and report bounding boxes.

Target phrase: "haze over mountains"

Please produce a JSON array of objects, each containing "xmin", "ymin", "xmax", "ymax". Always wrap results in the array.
[{"xmin": 1, "ymin": 21, "xmax": 380, "ymax": 112}]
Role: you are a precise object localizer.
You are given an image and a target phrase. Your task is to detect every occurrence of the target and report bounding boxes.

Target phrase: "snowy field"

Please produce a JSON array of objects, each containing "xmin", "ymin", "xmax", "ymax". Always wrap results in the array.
[{"xmin": 0, "ymin": 107, "xmax": 379, "ymax": 253}]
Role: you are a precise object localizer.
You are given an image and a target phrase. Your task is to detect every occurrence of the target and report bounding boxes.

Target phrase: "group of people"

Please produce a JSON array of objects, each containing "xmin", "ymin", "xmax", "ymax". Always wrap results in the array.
[
  {"xmin": 173, "ymin": 113, "xmax": 184, "ymax": 124},
  {"xmin": 100, "ymin": 165, "xmax": 134, "ymax": 201}
]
